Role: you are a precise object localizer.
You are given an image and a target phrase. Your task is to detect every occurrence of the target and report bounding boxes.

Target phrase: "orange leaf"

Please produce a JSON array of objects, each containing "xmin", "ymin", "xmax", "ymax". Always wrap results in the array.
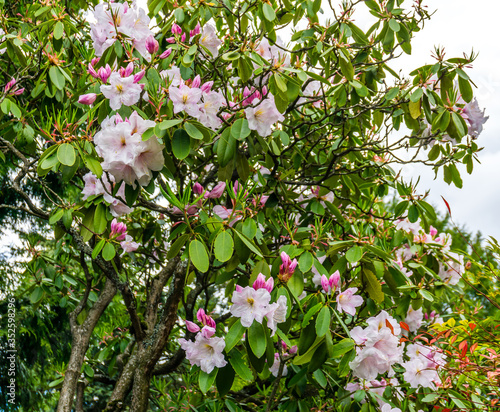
[
  {"xmin": 469, "ymin": 323, "xmax": 476, "ymax": 331},
  {"xmin": 450, "ymin": 334, "xmax": 458, "ymax": 345},
  {"xmin": 470, "ymin": 343, "xmax": 478, "ymax": 354},
  {"xmin": 399, "ymin": 321, "xmax": 409, "ymax": 332}
]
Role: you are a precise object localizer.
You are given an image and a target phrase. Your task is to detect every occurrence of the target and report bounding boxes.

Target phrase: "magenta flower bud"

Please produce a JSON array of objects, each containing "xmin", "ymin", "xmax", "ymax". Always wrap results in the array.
[
  {"xmin": 185, "ymin": 320, "xmax": 200, "ymax": 333},
  {"xmin": 145, "ymin": 35, "xmax": 159, "ymax": 54},
  {"xmin": 196, "ymin": 308, "xmax": 207, "ymax": 324},
  {"xmin": 205, "ymin": 182, "xmax": 226, "ymax": 199},
  {"xmin": 97, "ymin": 65, "xmax": 112, "ymax": 83},
  {"xmin": 159, "ymin": 49, "xmax": 172, "ymax": 59},
  {"xmin": 193, "ymin": 182, "xmax": 204, "ymax": 195},
  {"xmin": 119, "ymin": 62, "xmax": 134, "ymax": 78},
  {"xmin": 424, "ymin": 313, "xmax": 429, "ymax": 320},
  {"xmin": 260, "ymin": 195, "xmax": 269, "ymax": 206},
  {"xmin": 91, "ymin": 57, "xmax": 100, "ymax": 66},
  {"xmin": 253, "ymin": 273, "xmax": 267, "ymax": 290},
  {"xmin": 172, "ymin": 23, "xmax": 182, "ymax": 35},
  {"xmin": 186, "ymin": 205, "xmax": 198, "ymax": 215},
  {"xmin": 191, "ymin": 75, "xmax": 201, "ymax": 89},
  {"xmin": 88, "ymin": 63, "xmax": 98, "ymax": 78},
  {"xmin": 133, "ymin": 70, "xmax": 145, "ymax": 83},
  {"xmin": 235, "ymin": 284, "xmax": 243, "ymax": 292},
  {"xmin": 190, "ymin": 23, "xmax": 201, "ymax": 37},
  {"xmin": 166, "ymin": 37, "xmax": 176, "ymax": 43},
  {"xmin": 321, "ymin": 274, "xmax": 330, "ymax": 294},
  {"xmin": 329, "ymin": 270, "xmax": 341, "ymax": 289},
  {"xmin": 279, "ymin": 252, "xmax": 298, "ymax": 282},
  {"xmin": 429, "ymin": 226, "xmax": 438, "ymax": 237},
  {"xmin": 262, "ymin": 86, "xmax": 268, "ymax": 96},
  {"xmin": 4, "ymin": 78, "xmax": 16, "ymax": 93},
  {"xmin": 110, "ymin": 218, "xmax": 127, "ymax": 240},
  {"xmin": 265, "ymin": 276, "xmax": 274, "ymax": 293},
  {"xmin": 13, "ymin": 88, "xmax": 24, "ymax": 95},
  {"xmin": 78, "ymin": 93, "xmax": 97, "ymax": 105},
  {"xmin": 289, "ymin": 345, "xmax": 298, "ymax": 355},
  {"xmin": 200, "ymin": 81, "xmax": 213, "ymax": 93},
  {"xmin": 181, "ymin": 33, "xmax": 186, "ymax": 42},
  {"xmin": 243, "ymin": 86, "xmax": 251, "ymax": 98}
]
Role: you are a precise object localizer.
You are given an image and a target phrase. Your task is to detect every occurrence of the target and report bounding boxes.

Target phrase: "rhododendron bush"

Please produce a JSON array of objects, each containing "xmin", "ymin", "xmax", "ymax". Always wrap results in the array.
[{"xmin": 1, "ymin": 0, "xmax": 499, "ymax": 411}]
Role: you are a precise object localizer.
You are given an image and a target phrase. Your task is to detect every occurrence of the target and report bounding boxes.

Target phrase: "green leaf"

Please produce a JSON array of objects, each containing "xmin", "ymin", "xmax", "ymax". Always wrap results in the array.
[
  {"xmin": 49, "ymin": 208, "xmax": 64, "ymax": 225},
  {"xmin": 225, "ymin": 320, "xmax": 245, "ymax": 352},
  {"xmin": 159, "ymin": 119, "xmax": 183, "ymax": 130},
  {"xmin": 410, "ymin": 88, "xmax": 423, "ymax": 103},
  {"xmin": 49, "ymin": 66, "xmax": 65, "ymax": 90},
  {"xmin": 345, "ymin": 246, "xmax": 363, "ymax": 263},
  {"xmin": 338, "ymin": 53, "xmax": 354, "ymax": 81},
  {"xmin": 331, "ymin": 338, "xmax": 354, "ymax": 358},
  {"xmin": 57, "ymin": 143, "xmax": 76, "ymax": 166},
  {"xmin": 214, "ymin": 230, "xmax": 234, "ymax": 262},
  {"xmin": 419, "ymin": 289, "xmax": 434, "ymax": 302},
  {"xmin": 172, "ymin": 129, "xmax": 191, "ymax": 159},
  {"xmin": 248, "ymin": 321, "xmax": 267, "ymax": 358},
  {"xmin": 362, "ymin": 269, "xmax": 384, "ymax": 303},
  {"xmin": 262, "ymin": 3, "xmax": 276, "ymax": 21},
  {"xmin": 241, "ymin": 219, "xmax": 257, "ymax": 239},
  {"xmin": 231, "ymin": 228, "xmax": 263, "ymax": 257},
  {"xmin": 315, "ymin": 306, "xmax": 331, "ymax": 337},
  {"xmin": 388, "ymin": 18, "xmax": 400, "ymax": 32},
  {"xmin": 231, "ymin": 118, "xmax": 251, "ymax": 141},
  {"xmin": 184, "ymin": 122, "xmax": 204, "ymax": 140},
  {"xmin": 54, "ymin": 21, "xmax": 64, "ymax": 39},
  {"xmin": 93, "ymin": 203, "xmax": 107, "ymax": 234},
  {"xmin": 92, "ymin": 238, "xmax": 106, "ymax": 260},
  {"xmin": 298, "ymin": 251, "xmax": 313, "ymax": 273},
  {"xmin": 217, "ymin": 128, "xmax": 237, "ymax": 167},
  {"xmin": 102, "ymin": 243, "xmax": 116, "ymax": 261},
  {"xmin": 458, "ymin": 76, "xmax": 473, "ymax": 103},
  {"xmin": 216, "ymin": 363, "xmax": 235, "ymax": 396},
  {"xmin": 229, "ymin": 350, "xmax": 253, "ymax": 382},
  {"xmin": 199, "ymin": 369, "xmax": 218, "ymax": 394},
  {"xmin": 189, "ymin": 239, "xmax": 209, "ymax": 272},
  {"xmin": 293, "ymin": 336, "xmax": 324, "ymax": 365},
  {"xmin": 302, "ymin": 302, "xmax": 323, "ymax": 328},
  {"xmin": 30, "ymin": 286, "xmax": 43, "ymax": 303},
  {"xmin": 167, "ymin": 234, "xmax": 189, "ymax": 259},
  {"xmin": 238, "ymin": 57, "xmax": 253, "ymax": 83}
]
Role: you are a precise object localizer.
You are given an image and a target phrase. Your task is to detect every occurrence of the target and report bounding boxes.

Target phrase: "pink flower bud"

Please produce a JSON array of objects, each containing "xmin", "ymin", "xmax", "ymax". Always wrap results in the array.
[
  {"xmin": 171, "ymin": 23, "xmax": 182, "ymax": 35},
  {"xmin": 4, "ymin": 78, "xmax": 16, "ymax": 93},
  {"xmin": 110, "ymin": 218, "xmax": 127, "ymax": 241},
  {"xmin": 13, "ymin": 88, "xmax": 24, "ymax": 95},
  {"xmin": 235, "ymin": 285, "xmax": 243, "ymax": 292},
  {"xmin": 166, "ymin": 37, "xmax": 176, "ymax": 43},
  {"xmin": 159, "ymin": 49, "xmax": 172, "ymax": 59},
  {"xmin": 279, "ymin": 252, "xmax": 298, "ymax": 282},
  {"xmin": 115, "ymin": 113, "xmax": 124, "ymax": 123},
  {"xmin": 200, "ymin": 81, "xmax": 213, "ymax": 93},
  {"xmin": 145, "ymin": 35, "xmax": 159, "ymax": 54},
  {"xmin": 186, "ymin": 205, "xmax": 198, "ymax": 215},
  {"xmin": 133, "ymin": 70, "xmax": 145, "ymax": 83},
  {"xmin": 193, "ymin": 182, "xmax": 204, "ymax": 195},
  {"xmin": 190, "ymin": 23, "xmax": 201, "ymax": 37},
  {"xmin": 97, "ymin": 65, "xmax": 112, "ymax": 83},
  {"xmin": 265, "ymin": 277, "xmax": 274, "ymax": 293},
  {"xmin": 197, "ymin": 308, "xmax": 207, "ymax": 324},
  {"xmin": 120, "ymin": 62, "xmax": 134, "ymax": 78},
  {"xmin": 78, "ymin": 93, "xmax": 97, "ymax": 105},
  {"xmin": 181, "ymin": 33, "xmax": 186, "ymax": 42},
  {"xmin": 329, "ymin": 270, "xmax": 341, "ymax": 289},
  {"xmin": 88, "ymin": 63, "xmax": 98, "ymax": 78},
  {"xmin": 191, "ymin": 75, "xmax": 201, "ymax": 89},
  {"xmin": 289, "ymin": 345, "xmax": 298, "ymax": 355},
  {"xmin": 91, "ymin": 57, "xmax": 100, "ymax": 66},
  {"xmin": 185, "ymin": 320, "xmax": 200, "ymax": 333},
  {"xmin": 253, "ymin": 273, "xmax": 267, "ymax": 290},
  {"xmin": 321, "ymin": 274, "xmax": 330, "ymax": 294},
  {"xmin": 205, "ymin": 182, "xmax": 226, "ymax": 199},
  {"xmin": 429, "ymin": 226, "xmax": 438, "ymax": 237}
]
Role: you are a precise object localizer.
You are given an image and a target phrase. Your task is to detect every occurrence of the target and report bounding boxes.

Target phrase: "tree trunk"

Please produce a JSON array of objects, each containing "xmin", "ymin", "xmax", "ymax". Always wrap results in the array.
[{"xmin": 57, "ymin": 279, "xmax": 117, "ymax": 412}]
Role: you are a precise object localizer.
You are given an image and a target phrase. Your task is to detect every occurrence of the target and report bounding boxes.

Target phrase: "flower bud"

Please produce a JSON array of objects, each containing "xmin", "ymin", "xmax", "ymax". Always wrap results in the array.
[
  {"xmin": 191, "ymin": 75, "xmax": 201, "ymax": 89},
  {"xmin": 185, "ymin": 320, "xmax": 200, "ymax": 333},
  {"xmin": 193, "ymin": 182, "xmax": 204, "ymax": 195},
  {"xmin": 97, "ymin": 65, "xmax": 112, "ymax": 83},
  {"xmin": 329, "ymin": 270, "xmax": 341, "ymax": 289},
  {"xmin": 88, "ymin": 63, "xmax": 98, "ymax": 78},
  {"xmin": 253, "ymin": 273, "xmax": 267, "ymax": 290},
  {"xmin": 321, "ymin": 274, "xmax": 330, "ymax": 294},
  {"xmin": 133, "ymin": 70, "xmax": 145, "ymax": 83},
  {"xmin": 200, "ymin": 81, "xmax": 213, "ymax": 93},
  {"xmin": 120, "ymin": 62, "xmax": 134, "ymax": 78},
  {"xmin": 4, "ymin": 78, "xmax": 16, "ymax": 93},
  {"xmin": 13, "ymin": 88, "xmax": 24, "ymax": 95},
  {"xmin": 166, "ymin": 37, "xmax": 176, "ymax": 43},
  {"xmin": 279, "ymin": 252, "xmax": 298, "ymax": 282},
  {"xmin": 78, "ymin": 93, "xmax": 97, "ymax": 105},
  {"xmin": 205, "ymin": 182, "xmax": 226, "ymax": 199},
  {"xmin": 190, "ymin": 23, "xmax": 201, "ymax": 37},
  {"xmin": 171, "ymin": 23, "xmax": 182, "ymax": 35},
  {"xmin": 145, "ymin": 35, "xmax": 159, "ymax": 54},
  {"xmin": 159, "ymin": 49, "xmax": 172, "ymax": 59},
  {"xmin": 180, "ymin": 33, "xmax": 186, "ymax": 42}
]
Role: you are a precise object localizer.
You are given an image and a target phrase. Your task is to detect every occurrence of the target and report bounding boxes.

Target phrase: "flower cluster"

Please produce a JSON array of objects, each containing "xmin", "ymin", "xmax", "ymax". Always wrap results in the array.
[
  {"xmin": 110, "ymin": 218, "xmax": 139, "ymax": 253},
  {"xmin": 82, "ymin": 172, "xmax": 132, "ymax": 217},
  {"xmin": 93, "ymin": 111, "xmax": 164, "ymax": 187},
  {"xmin": 90, "ymin": 1, "xmax": 153, "ymax": 60},
  {"xmin": 230, "ymin": 274, "xmax": 287, "ymax": 335},
  {"xmin": 178, "ymin": 309, "xmax": 227, "ymax": 374},
  {"xmin": 269, "ymin": 342, "xmax": 297, "ymax": 377},
  {"xmin": 319, "ymin": 271, "xmax": 363, "ymax": 316}
]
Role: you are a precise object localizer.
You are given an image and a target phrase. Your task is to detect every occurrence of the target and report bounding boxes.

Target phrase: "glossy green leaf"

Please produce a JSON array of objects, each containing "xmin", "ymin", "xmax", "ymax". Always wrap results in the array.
[
  {"xmin": 172, "ymin": 129, "xmax": 191, "ymax": 159},
  {"xmin": 189, "ymin": 239, "xmax": 209, "ymax": 272},
  {"xmin": 214, "ymin": 230, "xmax": 234, "ymax": 262},
  {"xmin": 248, "ymin": 321, "xmax": 267, "ymax": 358},
  {"xmin": 315, "ymin": 306, "xmax": 331, "ymax": 337},
  {"xmin": 199, "ymin": 369, "xmax": 217, "ymax": 394},
  {"xmin": 57, "ymin": 143, "xmax": 76, "ymax": 166},
  {"xmin": 225, "ymin": 320, "xmax": 245, "ymax": 352}
]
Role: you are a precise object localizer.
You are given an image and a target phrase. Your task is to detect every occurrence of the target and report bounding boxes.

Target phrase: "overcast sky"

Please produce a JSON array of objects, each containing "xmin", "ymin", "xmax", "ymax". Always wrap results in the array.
[{"xmin": 335, "ymin": 1, "xmax": 500, "ymax": 239}]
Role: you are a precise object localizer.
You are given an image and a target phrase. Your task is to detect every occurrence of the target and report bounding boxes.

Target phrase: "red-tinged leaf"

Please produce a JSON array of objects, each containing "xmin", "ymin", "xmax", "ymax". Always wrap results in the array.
[
  {"xmin": 450, "ymin": 334, "xmax": 458, "ymax": 344},
  {"xmin": 430, "ymin": 338, "xmax": 437, "ymax": 344},
  {"xmin": 469, "ymin": 323, "xmax": 476, "ymax": 331},
  {"xmin": 441, "ymin": 195, "xmax": 452, "ymax": 216},
  {"xmin": 470, "ymin": 343, "xmax": 478, "ymax": 354},
  {"xmin": 399, "ymin": 321, "xmax": 409, "ymax": 332},
  {"xmin": 458, "ymin": 340, "xmax": 467, "ymax": 350},
  {"xmin": 459, "ymin": 341, "xmax": 468, "ymax": 358}
]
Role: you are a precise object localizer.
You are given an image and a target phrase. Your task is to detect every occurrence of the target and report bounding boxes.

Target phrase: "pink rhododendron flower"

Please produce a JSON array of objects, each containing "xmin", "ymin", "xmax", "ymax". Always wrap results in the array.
[
  {"xmin": 78, "ymin": 93, "xmax": 97, "ymax": 105},
  {"xmin": 185, "ymin": 320, "xmax": 200, "ymax": 333},
  {"xmin": 199, "ymin": 24, "xmax": 222, "ymax": 58},
  {"xmin": 101, "ymin": 72, "xmax": 142, "ymax": 110},
  {"xmin": 230, "ymin": 286, "xmax": 271, "ymax": 327},
  {"xmin": 120, "ymin": 235, "xmax": 139, "ymax": 252},
  {"xmin": 405, "ymin": 307, "xmax": 423, "ymax": 333},
  {"xmin": 279, "ymin": 252, "xmax": 297, "ymax": 282},
  {"xmin": 197, "ymin": 90, "xmax": 224, "ymax": 130},
  {"xmin": 438, "ymin": 252, "xmax": 464, "ymax": 285},
  {"xmin": 169, "ymin": 83, "xmax": 202, "ymax": 117},
  {"xmin": 402, "ymin": 358, "xmax": 439, "ymax": 389},
  {"xmin": 462, "ymin": 98, "xmax": 488, "ymax": 138},
  {"xmin": 253, "ymin": 273, "xmax": 274, "ymax": 293},
  {"xmin": 320, "ymin": 270, "xmax": 340, "ymax": 294},
  {"xmin": 245, "ymin": 97, "xmax": 284, "ymax": 137},
  {"xmin": 205, "ymin": 182, "xmax": 226, "ymax": 199},
  {"xmin": 269, "ymin": 353, "xmax": 288, "ymax": 377},
  {"xmin": 349, "ymin": 346, "xmax": 392, "ymax": 380},
  {"xmin": 81, "ymin": 172, "xmax": 132, "ymax": 217},
  {"xmin": 264, "ymin": 295, "xmax": 287, "ymax": 335},
  {"xmin": 381, "ymin": 405, "xmax": 401, "ymax": 412},
  {"xmin": 336, "ymin": 287, "xmax": 363, "ymax": 316},
  {"xmin": 178, "ymin": 333, "xmax": 227, "ymax": 374}
]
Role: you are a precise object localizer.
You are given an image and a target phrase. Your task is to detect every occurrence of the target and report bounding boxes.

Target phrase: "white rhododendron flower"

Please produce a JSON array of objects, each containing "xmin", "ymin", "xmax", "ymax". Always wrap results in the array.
[
  {"xmin": 245, "ymin": 97, "xmax": 284, "ymax": 137},
  {"xmin": 229, "ymin": 286, "xmax": 271, "ymax": 327},
  {"xmin": 101, "ymin": 72, "xmax": 142, "ymax": 110},
  {"xmin": 178, "ymin": 333, "xmax": 227, "ymax": 374}
]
